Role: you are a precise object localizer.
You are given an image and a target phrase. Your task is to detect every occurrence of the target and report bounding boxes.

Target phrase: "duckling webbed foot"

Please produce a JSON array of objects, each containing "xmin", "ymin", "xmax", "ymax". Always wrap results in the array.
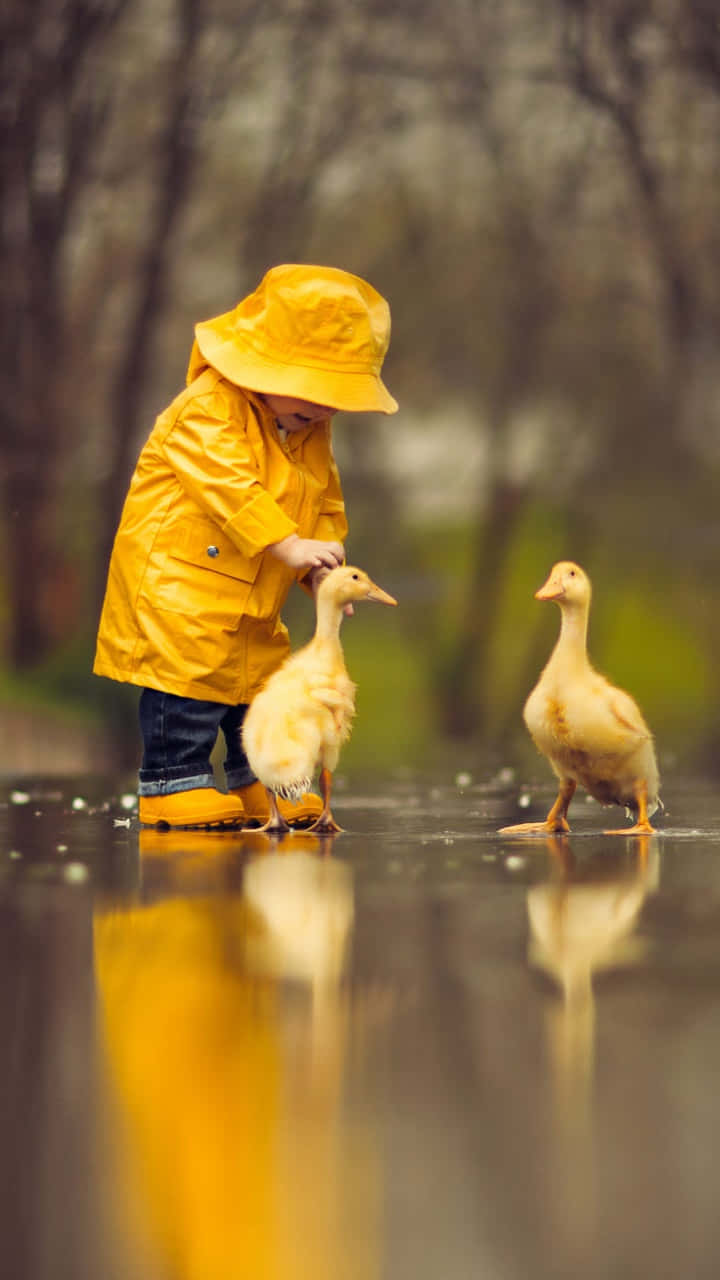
[
  {"xmin": 603, "ymin": 779, "xmax": 656, "ymax": 836},
  {"xmin": 242, "ymin": 788, "xmax": 291, "ymax": 835},
  {"xmin": 498, "ymin": 779, "xmax": 576, "ymax": 836},
  {"xmin": 308, "ymin": 814, "xmax": 343, "ymax": 835},
  {"xmin": 307, "ymin": 767, "xmax": 343, "ymax": 834},
  {"xmin": 498, "ymin": 817, "xmax": 571, "ymax": 836},
  {"xmin": 603, "ymin": 820, "xmax": 656, "ymax": 836}
]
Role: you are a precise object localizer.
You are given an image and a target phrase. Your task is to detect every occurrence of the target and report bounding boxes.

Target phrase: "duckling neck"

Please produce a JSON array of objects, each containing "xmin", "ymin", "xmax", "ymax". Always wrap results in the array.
[
  {"xmin": 552, "ymin": 603, "xmax": 590, "ymax": 669},
  {"xmin": 314, "ymin": 597, "xmax": 345, "ymax": 650}
]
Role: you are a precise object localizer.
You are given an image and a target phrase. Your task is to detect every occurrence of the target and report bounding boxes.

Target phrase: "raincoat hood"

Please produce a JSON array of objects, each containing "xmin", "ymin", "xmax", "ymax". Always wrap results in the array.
[{"xmin": 189, "ymin": 263, "xmax": 398, "ymax": 414}]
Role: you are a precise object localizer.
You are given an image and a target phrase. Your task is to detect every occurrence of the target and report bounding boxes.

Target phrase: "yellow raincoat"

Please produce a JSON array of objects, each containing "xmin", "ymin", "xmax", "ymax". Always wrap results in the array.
[
  {"xmin": 93, "ymin": 369, "xmax": 347, "ymax": 703},
  {"xmin": 94, "ymin": 264, "xmax": 396, "ymax": 705}
]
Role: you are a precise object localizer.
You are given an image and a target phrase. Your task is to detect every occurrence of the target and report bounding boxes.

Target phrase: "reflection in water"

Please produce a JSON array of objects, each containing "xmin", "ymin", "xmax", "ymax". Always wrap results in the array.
[
  {"xmin": 93, "ymin": 830, "xmax": 379, "ymax": 1280},
  {"xmin": 526, "ymin": 835, "xmax": 659, "ymax": 1256}
]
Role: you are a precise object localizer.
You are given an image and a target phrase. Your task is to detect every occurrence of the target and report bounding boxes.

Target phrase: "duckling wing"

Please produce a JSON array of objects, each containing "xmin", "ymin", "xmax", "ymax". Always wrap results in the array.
[
  {"xmin": 608, "ymin": 687, "xmax": 660, "ymax": 807},
  {"xmin": 607, "ymin": 687, "xmax": 653, "ymax": 740},
  {"xmin": 307, "ymin": 674, "xmax": 356, "ymax": 738}
]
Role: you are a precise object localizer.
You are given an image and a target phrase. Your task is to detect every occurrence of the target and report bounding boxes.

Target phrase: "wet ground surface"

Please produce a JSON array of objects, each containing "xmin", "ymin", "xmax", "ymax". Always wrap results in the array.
[{"xmin": 2, "ymin": 767, "xmax": 720, "ymax": 1279}]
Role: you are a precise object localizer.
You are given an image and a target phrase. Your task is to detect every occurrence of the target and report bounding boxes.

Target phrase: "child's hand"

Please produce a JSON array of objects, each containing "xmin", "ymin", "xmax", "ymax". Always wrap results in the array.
[{"xmin": 269, "ymin": 533, "xmax": 345, "ymax": 572}]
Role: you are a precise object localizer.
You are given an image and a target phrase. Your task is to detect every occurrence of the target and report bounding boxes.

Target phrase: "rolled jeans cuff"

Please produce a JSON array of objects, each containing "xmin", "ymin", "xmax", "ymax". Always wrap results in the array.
[{"xmin": 137, "ymin": 772, "xmax": 216, "ymax": 797}]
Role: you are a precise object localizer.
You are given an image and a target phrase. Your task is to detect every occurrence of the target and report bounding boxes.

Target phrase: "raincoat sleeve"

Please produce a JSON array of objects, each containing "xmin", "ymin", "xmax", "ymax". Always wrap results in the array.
[
  {"xmin": 296, "ymin": 435, "xmax": 349, "ymax": 595},
  {"xmin": 159, "ymin": 389, "xmax": 298, "ymax": 557},
  {"xmin": 310, "ymin": 446, "xmax": 348, "ymax": 545}
]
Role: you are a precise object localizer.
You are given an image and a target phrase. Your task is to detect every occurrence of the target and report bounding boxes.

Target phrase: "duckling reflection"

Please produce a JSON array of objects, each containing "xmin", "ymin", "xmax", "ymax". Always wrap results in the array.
[
  {"xmin": 527, "ymin": 834, "xmax": 659, "ymax": 1245},
  {"xmin": 94, "ymin": 830, "xmax": 379, "ymax": 1280},
  {"xmin": 528, "ymin": 835, "xmax": 659, "ymax": 1104},
  {"xmin": 243, "ymin": 848, "xmax": 354, "ymax": 1099}
]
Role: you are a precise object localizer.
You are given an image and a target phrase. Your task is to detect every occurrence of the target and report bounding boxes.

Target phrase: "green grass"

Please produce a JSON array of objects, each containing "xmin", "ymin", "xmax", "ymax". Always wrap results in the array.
[{"xmin": 338, "ymin": 612, "xmax": 431, "ymax": 770}]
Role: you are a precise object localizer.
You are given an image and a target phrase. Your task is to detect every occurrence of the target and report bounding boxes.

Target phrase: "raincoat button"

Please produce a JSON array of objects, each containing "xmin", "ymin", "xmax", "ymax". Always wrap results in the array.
[{"xmin": 207, "ymin": 545, "xmax": 219, "ymax": 558}]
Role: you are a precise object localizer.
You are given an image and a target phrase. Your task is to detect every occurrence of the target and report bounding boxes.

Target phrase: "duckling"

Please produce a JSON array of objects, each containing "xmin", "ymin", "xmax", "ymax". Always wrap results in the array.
[
  {"xmin": 242, "ymin": 565, "xmax": 397, "ymax": 834},
  {"xmin": 499, "ymin": 561, "xmax": 660, "ymax": 836}
]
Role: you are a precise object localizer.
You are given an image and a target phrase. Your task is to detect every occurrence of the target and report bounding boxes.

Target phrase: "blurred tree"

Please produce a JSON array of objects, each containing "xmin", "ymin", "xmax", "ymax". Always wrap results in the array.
[
  {"xmin": 341, "ymin": 0, "xmax": 593, "ymax": 738},
  {"xmin": 554, "ymin": 0, "xmax": 698, "ymax": 432},
  {"xmin": 4, "ymin": 0, "xmax": 720, "ymax": 771},
  {"xmin": 96, "ymin": 0, "xmax": 211, "ymax": 600},
  {"xmin": 375, "ymin": 0, "xmax": 720, "ymax": 745},
  {"xmin": 0, "ymin": 0, "xmax": 125, "ymax": 667}
]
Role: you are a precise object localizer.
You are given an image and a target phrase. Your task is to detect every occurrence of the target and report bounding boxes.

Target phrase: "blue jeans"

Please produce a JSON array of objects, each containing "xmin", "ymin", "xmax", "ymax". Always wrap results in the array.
[{"xmin": 137, "ymin": 688, "xmax": 256, "ymax": 796}]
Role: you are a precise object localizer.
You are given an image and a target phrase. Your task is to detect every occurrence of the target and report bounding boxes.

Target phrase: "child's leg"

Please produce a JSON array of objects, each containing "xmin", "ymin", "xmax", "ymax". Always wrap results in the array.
[
  {"xmin": 138, "ymin": 690, "xmax": 249, "ymax": 827},
  {"xmin": 220, "ymin": 703, "xmax": 254, "ymax": 790},
  {"xmin": 138, "ymin": 689, "xmax": 227, "ymax": 796}
]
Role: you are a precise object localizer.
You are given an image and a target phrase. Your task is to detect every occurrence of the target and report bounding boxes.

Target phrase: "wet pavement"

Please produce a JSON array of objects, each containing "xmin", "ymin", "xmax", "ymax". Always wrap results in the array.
[{"xmin": 2, "ymin": 768, "xmax": 720, "ymax": 1279}]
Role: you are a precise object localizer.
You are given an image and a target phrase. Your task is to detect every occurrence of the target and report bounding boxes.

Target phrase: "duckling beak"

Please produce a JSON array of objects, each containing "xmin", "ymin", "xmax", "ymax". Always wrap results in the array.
[
  {"xmin": 365, "ymin": 582, "xmax": 397, "ymax": 606},
  {"xmin": 535, "ymin": 573, "xmax": 564, "ymax": 601}
]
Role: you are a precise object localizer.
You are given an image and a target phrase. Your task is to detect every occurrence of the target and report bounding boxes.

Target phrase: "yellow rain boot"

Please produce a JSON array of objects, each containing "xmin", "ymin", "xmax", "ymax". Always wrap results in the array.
[
  {"xmin": 139, "ymin": 788, "xmax": 246, "ymax": 830},
  {"xmin": 231, "ymin": 780, "xmax": 323, "ymax": 828}
]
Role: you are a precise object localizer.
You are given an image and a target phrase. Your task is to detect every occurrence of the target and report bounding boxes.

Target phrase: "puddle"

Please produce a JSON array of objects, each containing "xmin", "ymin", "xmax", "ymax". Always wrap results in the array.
[{"xmin": 2, "ymin": 771, "xmax": 720, "ymax": 1278}]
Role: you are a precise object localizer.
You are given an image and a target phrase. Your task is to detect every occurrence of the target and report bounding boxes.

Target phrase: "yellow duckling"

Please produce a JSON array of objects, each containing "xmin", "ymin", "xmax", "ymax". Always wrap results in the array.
[
  {"xmin": 242, "ymin": 565, "xmax": 397, "ymax": 834},
  {"xmin": 500, "ymin": 560, "xmax": 660, "ymax": 836}
]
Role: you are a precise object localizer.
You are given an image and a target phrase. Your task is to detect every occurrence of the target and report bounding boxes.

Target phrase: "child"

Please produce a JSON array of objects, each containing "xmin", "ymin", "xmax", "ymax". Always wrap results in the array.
[{"xmin": 94, "ymin": 263, "xmax": 398, "ymax": 828}]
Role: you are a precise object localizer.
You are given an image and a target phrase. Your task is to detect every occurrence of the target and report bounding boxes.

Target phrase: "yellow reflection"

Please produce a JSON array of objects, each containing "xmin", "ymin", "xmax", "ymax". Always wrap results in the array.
[
  {"xmin": 528, "ymin": 835, "xmax": 659, "ymax": 1097},
  {"xmin": 94, "ymin": 830, "xmax": 378, "ymax": 1280},
  {"xmin": 526, "ymin": 835, "xmax": 659, "ymax": 1242}
]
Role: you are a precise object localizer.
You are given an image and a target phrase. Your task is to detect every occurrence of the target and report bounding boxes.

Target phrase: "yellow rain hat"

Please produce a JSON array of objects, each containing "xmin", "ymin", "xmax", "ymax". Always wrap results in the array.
[{"xmin": 190, "ymin": 263, "xmax": 398, "ymax": 414}]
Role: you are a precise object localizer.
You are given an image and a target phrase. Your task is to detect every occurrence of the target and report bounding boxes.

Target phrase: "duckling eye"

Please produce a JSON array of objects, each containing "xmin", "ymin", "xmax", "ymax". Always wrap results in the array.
[
  {"xmin": 568, "ymin": 569, "xmax": 576, "ymax": 577},
  {"xmin": 351, "ymin": 573, "xmax": 359, "ymax": 579}
]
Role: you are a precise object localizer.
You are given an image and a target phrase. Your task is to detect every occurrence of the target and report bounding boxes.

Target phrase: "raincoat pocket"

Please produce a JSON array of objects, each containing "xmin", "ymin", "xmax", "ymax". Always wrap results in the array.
[
  {"xmin": 171, "ymin": 517, "xmax": 262, "ymax": 583},
  {"xmin": 146, "ymin": 517, "xmax": 262, "ymax": 626}
]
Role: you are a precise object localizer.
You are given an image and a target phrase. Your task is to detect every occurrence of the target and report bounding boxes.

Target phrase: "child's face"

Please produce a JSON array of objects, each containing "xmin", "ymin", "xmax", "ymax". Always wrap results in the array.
[{"xmin": 260, "ymin": 394, "xmax": 337, "ymax": 433}]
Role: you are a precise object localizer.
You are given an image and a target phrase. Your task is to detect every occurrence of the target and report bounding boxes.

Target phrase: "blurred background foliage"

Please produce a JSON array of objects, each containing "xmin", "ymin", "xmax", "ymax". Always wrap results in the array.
[{"xmin": 2, "ymin": 0, "xmax": 720, "ymax": 782}]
